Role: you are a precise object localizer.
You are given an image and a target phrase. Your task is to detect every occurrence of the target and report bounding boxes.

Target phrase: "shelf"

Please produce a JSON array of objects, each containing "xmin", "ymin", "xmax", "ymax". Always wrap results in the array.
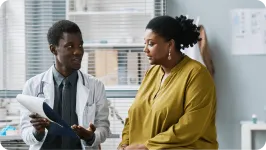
[
  {"xmin": 0, "ymin": 88, "xmax": 139, "ymax": 99},
  {"xmin": 106, "ymin": 85, "xmax": 139, "ymax": 91},
  {"xmin": 241, "ymin": 121, "xmax": 266, "ymax": 130},
  {"xmin": 68, "ymin": 11, "xmax": 149, "ymax": 15},
  {"xmin": 0, "ymin": 136, "xmax": 22, "ymax": 142},
  {"xmin": 0, "ymin": 134, "xmax": 120, "ymax": 142},
  {"xmin": 83, "ymin": 43, "xmax": 144, "ymax": 48},
  {"xmin": 241, "ymin": 120, "xmax": 266, "ymax": 149}
]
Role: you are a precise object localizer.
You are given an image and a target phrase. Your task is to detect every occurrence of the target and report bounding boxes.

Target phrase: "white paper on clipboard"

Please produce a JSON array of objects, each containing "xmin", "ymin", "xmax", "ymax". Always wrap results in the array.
[
  {"xmin": 16, "ymin": 94, "xmax": 78, "ymax": 138},
  {"xmin": 16, "ymin": 94, "xmax": 51, "ymax": 121}
]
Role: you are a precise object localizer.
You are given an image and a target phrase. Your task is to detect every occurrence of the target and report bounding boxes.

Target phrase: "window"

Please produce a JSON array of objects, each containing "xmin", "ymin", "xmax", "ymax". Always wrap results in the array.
[
  {"xmin": 0, "ymin": 0, "xmax": 25, "ymax": 91},
  {"xmin": 67, "ymin": 0, "xmax": 166, "ymax": 88},
  {"xmin": 25, "ymin": 0, "xmax": 66, "ymax": 80},
  {"xmin": 0, "ymin": 0, "xmax": 67, "ymax": 97},
  {"xmin": 0, "ymin": 2, "xmax": 6, "ymax": 90},
  {"xmin": 0, "ymin": 0, "xmax": 165, "ymax": 148},
  {"xmin": 0, "ymin": 0, "xmax": 165, "ymax": 97},
  {"xmin": 103, "ymin": 98, "xmax": 134, "ymax": 149},
  {"xmin": 66, "ymin": 2, "xmax": 166, "ymax": 147}
]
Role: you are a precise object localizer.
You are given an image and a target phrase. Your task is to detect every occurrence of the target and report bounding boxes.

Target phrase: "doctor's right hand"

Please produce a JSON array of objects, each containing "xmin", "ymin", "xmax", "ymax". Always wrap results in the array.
[
  {"xmin": 71, "ymin": 123, "xmax": 96, "ymax": 141},
  {"xmin": 29, "ymin": 113, "xmax": 50, "ymax": 134}
]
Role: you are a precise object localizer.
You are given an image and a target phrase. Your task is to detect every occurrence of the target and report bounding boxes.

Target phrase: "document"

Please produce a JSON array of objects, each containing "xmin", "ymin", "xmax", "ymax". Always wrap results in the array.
[
  {"xmin": 16, "ymin": 94, "xmax": 79, "ymax": 138},
  {"xmin": 231, "ymin": 9, "xmax": 266, "ymax": 55}
]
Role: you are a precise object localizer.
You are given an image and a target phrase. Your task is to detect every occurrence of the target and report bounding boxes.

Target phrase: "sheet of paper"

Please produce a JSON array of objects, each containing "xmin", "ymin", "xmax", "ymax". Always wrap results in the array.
[
  {"xmin": 16, "ymin": 94, "xmax": 50, "ymax": 121},
  {"xmin": 16, "ymin": 94, "xmax": 79, "ymax": 138},
  {"xmin": 231, "ymin": 9, "xmax": 266, "ymax": 55}
]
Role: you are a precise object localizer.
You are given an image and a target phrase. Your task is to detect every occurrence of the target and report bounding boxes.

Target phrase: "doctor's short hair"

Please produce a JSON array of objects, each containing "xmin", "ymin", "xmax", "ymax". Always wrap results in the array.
[
  {"xmin": 47, "ymin": 20, "xmax": 82, "ymax": 46},
  {"xmin": 146, "ymin": 15, "xmax": 201, "ymax": 51}
]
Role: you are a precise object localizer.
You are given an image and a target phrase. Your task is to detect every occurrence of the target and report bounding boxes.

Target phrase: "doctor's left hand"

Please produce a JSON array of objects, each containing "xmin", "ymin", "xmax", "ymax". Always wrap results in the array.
[{"xmin": 71, "ymin": 123, "xmax": 96, "ymax": 140}]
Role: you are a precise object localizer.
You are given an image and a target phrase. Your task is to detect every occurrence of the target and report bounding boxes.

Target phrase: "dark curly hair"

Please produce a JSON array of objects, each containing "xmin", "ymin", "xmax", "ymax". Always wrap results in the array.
[
  {"xmin": 146, "ymin": 15, "xmax": 201, "ymax": 51},
  {"xmin": 47, "ymin": 20, "xmax": 82, "ymax": 46}
]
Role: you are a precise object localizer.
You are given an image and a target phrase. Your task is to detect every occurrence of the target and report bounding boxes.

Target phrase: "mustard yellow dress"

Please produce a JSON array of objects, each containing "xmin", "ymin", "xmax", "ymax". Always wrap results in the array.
[{"xmin": 119, "ymin": 56, "xmax": 218, "ymax": 149}]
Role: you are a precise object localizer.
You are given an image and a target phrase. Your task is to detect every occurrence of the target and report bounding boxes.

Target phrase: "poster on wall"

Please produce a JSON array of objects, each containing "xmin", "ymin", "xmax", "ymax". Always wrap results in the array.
[{"xmin": 231, "ymin": 9, "xmax": 266, "ymax": 55}]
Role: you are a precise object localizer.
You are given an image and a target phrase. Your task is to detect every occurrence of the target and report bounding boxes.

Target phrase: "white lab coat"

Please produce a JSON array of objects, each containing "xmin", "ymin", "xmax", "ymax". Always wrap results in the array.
[{"xmin": 19, "ymin": 66, "xmax": 110, "ymax": 150}]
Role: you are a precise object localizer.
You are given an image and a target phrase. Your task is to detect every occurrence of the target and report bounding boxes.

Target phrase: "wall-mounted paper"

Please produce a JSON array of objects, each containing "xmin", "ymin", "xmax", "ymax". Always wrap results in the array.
[{"xmin": 231, "ymin": 9, "xmax": 266, "ymax": 55}]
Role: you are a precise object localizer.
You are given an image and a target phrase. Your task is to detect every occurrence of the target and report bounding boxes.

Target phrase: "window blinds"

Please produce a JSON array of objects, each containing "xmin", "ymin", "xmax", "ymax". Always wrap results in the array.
[
  {"xmin": 67, "ymin": 0, "xmax": 166, "ymax": 88},
  {"xmin": 0, "ymin": 0, "xmax": 165, "ymax": 98},
  {"xmin": 0, "ymin": 3, "xmax": 6, "ymax": 90},
  {"xmin": 0, "ymin": 0, "xmax": 166, "ymax": 148},
  {"xmin": 0, "ymin": 0, "xmax": 25, "ymax": 92},
  {"xmin": 25, "ymin": 0, "xmax": 66, "ymax": 80},
  {"xmin": 0, "ymin": 0, "xmax": 66, "ymax": 97},
  {"xmin": 66, "ymin": 2, "xmax": 166, "ymax": 147}
]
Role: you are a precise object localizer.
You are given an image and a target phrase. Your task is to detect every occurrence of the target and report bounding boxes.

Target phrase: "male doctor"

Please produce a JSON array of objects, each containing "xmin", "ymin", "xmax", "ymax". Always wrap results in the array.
[{"xmin": 19, "ymin": 20, "xmax": 110, "ymax": 150}]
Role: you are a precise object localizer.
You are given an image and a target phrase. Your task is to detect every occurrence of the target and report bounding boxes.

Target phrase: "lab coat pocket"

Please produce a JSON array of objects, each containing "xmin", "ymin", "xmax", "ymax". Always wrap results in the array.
[{"xmin": 83, "ymin": 103, "xmax": 96, "ymax": 128}]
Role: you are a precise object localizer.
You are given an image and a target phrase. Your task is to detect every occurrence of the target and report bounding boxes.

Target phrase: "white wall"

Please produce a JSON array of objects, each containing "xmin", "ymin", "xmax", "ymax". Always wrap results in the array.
[{"xmin": 167, "ymin": 0, "xmax": 266, "ymax": 149}]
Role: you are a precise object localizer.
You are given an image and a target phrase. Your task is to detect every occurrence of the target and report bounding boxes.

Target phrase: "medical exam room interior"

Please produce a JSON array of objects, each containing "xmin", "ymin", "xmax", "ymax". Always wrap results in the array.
[{"xmin": 0, "ymin": 0, "xmax": 266, "ymax": 149}]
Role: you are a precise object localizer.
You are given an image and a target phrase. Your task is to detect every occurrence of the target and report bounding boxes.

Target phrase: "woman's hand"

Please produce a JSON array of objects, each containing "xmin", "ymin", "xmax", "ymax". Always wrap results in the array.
[
  {"xmin": 125, "ymin": 144, "xmax": 148, "ymax": 150},
  {"xmin": 118, "ymin": 144, "xmax": 128, "ymax": 150}
]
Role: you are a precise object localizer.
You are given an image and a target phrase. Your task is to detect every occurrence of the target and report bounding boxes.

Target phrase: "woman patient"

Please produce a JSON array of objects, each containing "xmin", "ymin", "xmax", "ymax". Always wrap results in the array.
[{"xmin": 118, "ymin": 15, "xmax": 218, "ymax": 150}]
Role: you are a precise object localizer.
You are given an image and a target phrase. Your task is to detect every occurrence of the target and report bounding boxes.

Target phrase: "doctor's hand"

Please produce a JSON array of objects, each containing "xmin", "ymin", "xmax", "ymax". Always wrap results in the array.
[
  {"xmin": 71, "ymin": 123, "xmax": 96, "ymax": 141},
  {"xmin": 29, "ymin": 113, "xmax": 50, "ymax": 134},
  {"xmin": 125, "ymin": 144, "xmax": 148, "ymax": 150}
]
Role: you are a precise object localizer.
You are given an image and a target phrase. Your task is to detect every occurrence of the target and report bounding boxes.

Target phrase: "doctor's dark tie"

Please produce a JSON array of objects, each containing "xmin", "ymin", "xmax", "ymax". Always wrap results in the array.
[
  {"xmin": 61, "ymin": 78, "xmax": 76, "ymax": 149},
  {"xmin": 62, "ymin": 78, "xmax": 71, "ymax": 125},
  {"xmin": 61, "ymin": 78, "xmax": 71, "ymax": 148}
]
